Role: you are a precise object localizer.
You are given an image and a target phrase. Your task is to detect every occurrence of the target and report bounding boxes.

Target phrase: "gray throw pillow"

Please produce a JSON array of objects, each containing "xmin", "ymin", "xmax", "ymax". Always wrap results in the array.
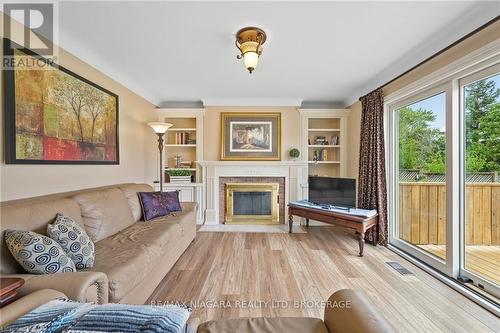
[
  {"xmin": 5, "ymin": 230, "xmax": 76, "ymax": 274},
  {"xmin": 47, "ymin": 213, "xmax": 95, "ymax": 269}
]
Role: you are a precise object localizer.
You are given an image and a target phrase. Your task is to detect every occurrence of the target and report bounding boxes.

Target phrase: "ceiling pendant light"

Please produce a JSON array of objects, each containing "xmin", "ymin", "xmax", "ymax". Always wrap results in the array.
[{"xmin": 235, "ymin": 26, "xmax": 267, "ymax": 74}]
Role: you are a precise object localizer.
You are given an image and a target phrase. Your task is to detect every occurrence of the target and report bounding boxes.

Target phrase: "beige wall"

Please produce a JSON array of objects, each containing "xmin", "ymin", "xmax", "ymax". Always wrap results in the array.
[
  {"xmin": 385, "ymin": 20, "xmax": 500, "ymax": 95},
  {"xmin": 0, "ymin": 14, "xmax": 157, "ymax": 201},
  {"xmin": 345, "ymin": 101, "xmax": 361, "ymax": 179},
  {"xmin": 347, "ymin": 20, "xmax": 500, "ymax": 178},
  {"xmin": 203, "ymin": 107, "xmax": 301, "ymax": 161}
]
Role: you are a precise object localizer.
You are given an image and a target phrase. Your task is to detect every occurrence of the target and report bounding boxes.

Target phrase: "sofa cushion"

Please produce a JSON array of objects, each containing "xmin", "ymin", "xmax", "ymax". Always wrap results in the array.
[
  {"xmin": 197, "ymin": 317, "xmax": 329, "ymax": 333},
  {"xmin": 1, "ymin": 198, "xmax": 84, "ymax": 274},
  {"xmin": 119, "ymin": 184, "xmax": 154, "ymax": 222},
  {"xmin": 73, "ymin": 189, "xmax": 135, "ymax": 242},
  {"xmin": 91, "ymin": 203, "xmax": 196, "ymax": 302},
  {"xmin": 47, "ymin": 213, "xmax": 95, "ymax": 269},
  {"xmin": 5, "ymin": 230, "xmax": 76, "ymax": 274},
  {"xmin": 138, "ymin": 191, "xmax": 182, "ymax": 221}
]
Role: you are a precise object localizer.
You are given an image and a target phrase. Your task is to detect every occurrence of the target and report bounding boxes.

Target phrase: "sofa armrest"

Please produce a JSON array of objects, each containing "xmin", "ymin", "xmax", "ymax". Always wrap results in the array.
[
  {"xmin": 323, "ymin": 289, "xmax": 395, "ymax": 333},
  {"xmin": 0, "ymin": 289, "xmax": 66, "ymax": 328},
  {"xmin": 4, "ymin": 271, "xmax": 108, "ymax": 304}
]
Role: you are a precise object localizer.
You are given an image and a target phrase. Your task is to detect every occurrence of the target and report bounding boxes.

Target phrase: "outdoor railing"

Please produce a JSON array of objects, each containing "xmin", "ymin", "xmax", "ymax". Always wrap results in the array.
[{"xmin": 398, "ymin": 182, "xmax": 500, "ymax": 245}]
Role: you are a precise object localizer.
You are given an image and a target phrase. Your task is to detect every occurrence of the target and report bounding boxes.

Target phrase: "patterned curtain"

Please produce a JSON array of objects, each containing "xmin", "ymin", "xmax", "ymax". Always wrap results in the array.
[{"xmin": 358, "ymin": 88, "xmax": 388, "ymax": 246}]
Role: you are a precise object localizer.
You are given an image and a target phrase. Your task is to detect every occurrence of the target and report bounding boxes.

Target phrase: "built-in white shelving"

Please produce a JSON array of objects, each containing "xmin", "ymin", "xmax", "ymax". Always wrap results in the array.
[
  {"xmin": 307, "ymin": 128, "xmax": 341, "ymax": 132},
  {"xmin": 164, "ymin": 144, "xmax": 197, "ymax": 147},
  {"xmin": 167, "ymin": 128, "xmax": 197, "ymax": 132},
  {"xmin": 308, "ymin": 161, "xmax": 341, "ymax": 164},
  {"xmin": 299, "ymin": 109, "xmax": 349, "ymax": 178},
  {"xmin": 307, "ymin": 145, "xmax": 341, "ymax": 148}
]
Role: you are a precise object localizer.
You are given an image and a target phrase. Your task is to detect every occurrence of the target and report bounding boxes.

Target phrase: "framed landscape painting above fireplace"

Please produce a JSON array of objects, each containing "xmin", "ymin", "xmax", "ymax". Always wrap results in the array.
[
  {"xmin": 221, "ymin": 112, "xmax": 281, "ymax": 160},
  {"xmin": 4, "ymin": 39, "xmax": 119, "ymax": 164}
]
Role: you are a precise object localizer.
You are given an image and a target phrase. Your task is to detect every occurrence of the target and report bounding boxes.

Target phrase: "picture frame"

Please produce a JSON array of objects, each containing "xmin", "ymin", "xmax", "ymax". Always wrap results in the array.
[
  {"xmin": 220, "ymin": 112, "xmax": 281, "ymax": 161},
  {"xmin": 3, "ymin": 38, "xmax": 119, "ymax": 164}
]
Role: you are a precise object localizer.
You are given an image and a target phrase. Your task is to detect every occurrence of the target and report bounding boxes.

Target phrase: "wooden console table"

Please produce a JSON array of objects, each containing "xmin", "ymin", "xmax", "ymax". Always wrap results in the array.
[{"xmin": 288, "ymin": 203, "xmax": 378, "ymax": 257}]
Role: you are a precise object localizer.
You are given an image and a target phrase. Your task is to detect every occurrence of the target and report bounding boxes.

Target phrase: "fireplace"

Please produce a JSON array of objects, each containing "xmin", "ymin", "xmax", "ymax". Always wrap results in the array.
[{"xmin": 225, "ymin": 183, "xmax": 279, "ymax": 224}]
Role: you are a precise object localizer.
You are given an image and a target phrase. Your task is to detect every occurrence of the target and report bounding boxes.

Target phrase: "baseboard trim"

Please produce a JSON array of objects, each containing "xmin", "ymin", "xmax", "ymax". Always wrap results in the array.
[{"xmin": 388, "ymin": 244, "xmax": 500, "ymax": 317}]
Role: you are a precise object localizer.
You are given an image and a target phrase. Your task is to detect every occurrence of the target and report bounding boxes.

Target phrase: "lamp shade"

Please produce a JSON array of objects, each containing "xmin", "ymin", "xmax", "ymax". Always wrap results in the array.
[
  {"xmin": 148, "ymin": 122, "xmax": 173, "ymax": 134},
  {"xmin": 243, "ymin": 51, "xmax": 259, "ymax": 73}
]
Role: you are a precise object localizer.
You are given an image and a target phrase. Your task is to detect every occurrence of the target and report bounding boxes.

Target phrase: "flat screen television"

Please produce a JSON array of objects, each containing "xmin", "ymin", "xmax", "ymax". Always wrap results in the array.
[{"xmin": 308, "ymin": 176, "xmax": 356, "ymax": 208}]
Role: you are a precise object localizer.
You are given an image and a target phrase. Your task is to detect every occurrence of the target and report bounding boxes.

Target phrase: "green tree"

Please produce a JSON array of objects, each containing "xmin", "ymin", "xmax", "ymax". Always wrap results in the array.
[
  {"xmin": 465, "ymin": 78, "xmax": 500, "ymax": 172},
  {"xmin": 399, "ymin": 107, "xmax": 445, "ymax": 173}
]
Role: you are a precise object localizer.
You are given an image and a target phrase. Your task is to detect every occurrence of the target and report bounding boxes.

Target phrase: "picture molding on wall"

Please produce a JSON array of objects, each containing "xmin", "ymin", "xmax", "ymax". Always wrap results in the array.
[
  {"xmin": 220, "ymin": 112, "xmax": 281, "ymax": 161},
  {"xmin": 3, "ymin": 38, "xmax": 120, "ymax": 165}
]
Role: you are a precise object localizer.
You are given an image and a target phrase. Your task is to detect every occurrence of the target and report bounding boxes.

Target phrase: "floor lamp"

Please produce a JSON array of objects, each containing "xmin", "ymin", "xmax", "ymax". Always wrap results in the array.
[{"xmin": 148, "ymin": 122, "xmax": 173, "ymax": 192}]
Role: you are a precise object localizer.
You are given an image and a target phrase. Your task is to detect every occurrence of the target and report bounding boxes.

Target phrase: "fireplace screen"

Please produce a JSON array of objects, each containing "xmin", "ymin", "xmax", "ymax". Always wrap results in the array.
[
  {"xmin": 225, "ymin": 183, "xmax": 279, "ymax": 224},
  {"xmin": 233, "ymin": 192, "xmax": 272, "ymax": 215}
]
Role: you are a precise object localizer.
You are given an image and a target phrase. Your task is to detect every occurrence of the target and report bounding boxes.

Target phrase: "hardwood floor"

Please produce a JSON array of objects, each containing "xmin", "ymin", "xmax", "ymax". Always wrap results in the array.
[{"xmin": 148, "ymin": 226, "xmax": 500, "ymax": 332}]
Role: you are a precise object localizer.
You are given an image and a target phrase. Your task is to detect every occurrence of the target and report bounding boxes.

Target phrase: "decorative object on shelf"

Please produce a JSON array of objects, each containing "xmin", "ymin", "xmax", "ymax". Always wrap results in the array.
[
  {"xmin": 174, "ymin": 155, "xmax": 183, "ymax": 168},
  {"xmin": 180, "ymin": 161, "xmax": 193, "ymax": 168},
  {"xmin": 235, "ymin": 26, "xmax": 267, "ymax": 74},
  {"xmin": 148, "ymin": 122, "xmax": 173, "ymax": 192},
  {"xmin": 4, "ymin": 39, "xmax": 119, "ymax": 164},
  {"xmin": 331, "ymin": 135, "xmax": 339, "ymax": 145},
  {"xmin": 321, "ymin": 148, "xmax": 328, "ymax": 161},
  {"xmin": 289, "ymin": 148, "xmax": 300, "ymax": 160},
  {"xmin": 221, "ymin": 112, "xmax": 281, "ymax": 161},
  {"xmin": 314, "ymin": 136, "xmax": 327, "ymax": 145},
  {"xmin": 166, "ymin": 169, "xmax": 193, "ymax": 183},
  {"xmin": 175, "ymin": 132, "xmax": 193, "ymax": 144}
]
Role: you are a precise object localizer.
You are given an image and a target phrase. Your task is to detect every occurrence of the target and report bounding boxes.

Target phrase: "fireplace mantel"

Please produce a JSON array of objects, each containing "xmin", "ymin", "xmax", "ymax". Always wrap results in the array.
[
  {"xmin": 198, "ymin": 160, "xmax": 308, "ymax": 167},
  {"xmin": 199, "ymin": 160, "xmax": 308, "ymax": 224}
]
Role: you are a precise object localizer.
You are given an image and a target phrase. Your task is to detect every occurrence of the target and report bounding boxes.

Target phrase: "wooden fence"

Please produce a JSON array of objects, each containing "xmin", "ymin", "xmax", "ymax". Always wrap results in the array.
[{"xmin": 399, "ymin": 183, "xmax": 500, "ymax": 245}]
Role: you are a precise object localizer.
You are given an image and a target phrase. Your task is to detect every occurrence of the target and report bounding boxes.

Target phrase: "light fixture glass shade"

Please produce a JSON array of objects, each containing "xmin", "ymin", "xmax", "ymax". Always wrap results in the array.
[
  {"xmin": 148, "ymin": 122, "xmax": 173, "ymax": 134},
  {"xmin": 243, "ymin": 51, "xmax": 259, "ymax": 72}
]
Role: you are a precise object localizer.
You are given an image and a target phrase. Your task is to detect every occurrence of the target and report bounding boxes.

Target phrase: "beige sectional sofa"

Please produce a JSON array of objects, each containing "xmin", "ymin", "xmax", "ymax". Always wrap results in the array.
[{"xmin": 0, "ymin": 183, "xmax": 197, "ymax": 304}]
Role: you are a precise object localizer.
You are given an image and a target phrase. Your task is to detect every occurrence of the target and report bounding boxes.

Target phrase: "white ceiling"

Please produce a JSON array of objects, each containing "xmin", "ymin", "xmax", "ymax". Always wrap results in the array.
[{"xmin": 55, "ymin": 1, "xmax": 500, "ymax": 107}]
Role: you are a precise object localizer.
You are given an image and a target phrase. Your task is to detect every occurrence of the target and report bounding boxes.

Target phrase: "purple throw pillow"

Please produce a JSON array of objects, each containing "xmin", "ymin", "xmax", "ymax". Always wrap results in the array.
[{"xmin": 138, "ymin": 191, "xmax": 182, "ymax": 221}]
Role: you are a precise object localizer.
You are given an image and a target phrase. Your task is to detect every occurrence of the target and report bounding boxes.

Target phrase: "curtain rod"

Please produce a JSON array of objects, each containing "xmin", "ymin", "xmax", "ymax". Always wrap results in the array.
[{"xmin": 377, "ymin": 15, "xmax": 500, "ymax": 91}]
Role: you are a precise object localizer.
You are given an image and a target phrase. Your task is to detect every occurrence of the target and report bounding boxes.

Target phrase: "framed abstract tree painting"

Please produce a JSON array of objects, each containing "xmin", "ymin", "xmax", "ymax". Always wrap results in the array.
[{"xmin": 3, "ymin": 39, "xmax": 119, "ymax": 164}]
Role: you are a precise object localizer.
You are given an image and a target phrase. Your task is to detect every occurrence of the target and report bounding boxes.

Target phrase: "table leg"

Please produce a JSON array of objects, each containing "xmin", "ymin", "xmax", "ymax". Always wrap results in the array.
[
  {"xmin": 372, "ymin": 225, "xmax": 378, "ymax": 246},
  {"xmin": 358, "ymin": 232, "xmax": 365, "ymax": 257},
  {"xmin": 306, "ymin": 218, "xmax": 309, "ymax": 228},
  {"xmin": 289, "ymin": 214, "xmax": 293, "ymax": 233}
]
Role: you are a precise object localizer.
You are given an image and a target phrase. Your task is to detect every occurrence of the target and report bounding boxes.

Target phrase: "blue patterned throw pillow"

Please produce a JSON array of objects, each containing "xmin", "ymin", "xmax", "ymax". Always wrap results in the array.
[
  {"xmin": 47, "ymin": 213, "xmax": 95, "ymax": 269},
  {"xmin": 138, "ymin": 191, "xmax": 182, "ymax": 221},
  {"xmin": 4, "ymin": 230, "xmax": 76, "ymax": 274}
]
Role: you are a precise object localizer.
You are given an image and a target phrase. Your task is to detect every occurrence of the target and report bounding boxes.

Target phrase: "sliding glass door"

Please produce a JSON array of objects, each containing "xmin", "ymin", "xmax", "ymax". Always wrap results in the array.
[
  {"xmin": 460, "ymin": 65, "xmax": 500, "ymax": 297},
  {"xmin": 388, "ymin": 57, "xmax": 500, "ymax": 301},
  {"xmin": 390, "ymin": 84, "xmax": 451, "ymax": 272}
]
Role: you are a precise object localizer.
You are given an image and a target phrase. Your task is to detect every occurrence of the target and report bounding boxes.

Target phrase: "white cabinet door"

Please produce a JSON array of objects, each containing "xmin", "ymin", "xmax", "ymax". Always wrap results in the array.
[{"xmin": 178, "ymin": 187, "xmax": 194, "ymax": 202}]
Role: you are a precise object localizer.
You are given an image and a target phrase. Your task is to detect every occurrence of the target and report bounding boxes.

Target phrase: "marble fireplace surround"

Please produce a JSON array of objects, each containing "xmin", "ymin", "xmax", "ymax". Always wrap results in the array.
[{"xmin": 199, "ymin": 161, "xmax": 308, "ymax": 225}]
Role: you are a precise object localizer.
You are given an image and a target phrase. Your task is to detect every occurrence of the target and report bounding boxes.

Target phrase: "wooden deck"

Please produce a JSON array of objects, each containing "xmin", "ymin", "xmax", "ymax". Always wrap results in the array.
[{"xmin": 419, "ymin": 244, "xmax": 500, "ymax": 285}]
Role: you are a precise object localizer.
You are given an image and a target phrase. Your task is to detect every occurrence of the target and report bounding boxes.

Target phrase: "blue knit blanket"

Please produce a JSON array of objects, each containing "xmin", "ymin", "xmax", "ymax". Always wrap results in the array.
[{"xmin": 3, "ymin": 299, "xmax": 191, "ymax": 333}]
